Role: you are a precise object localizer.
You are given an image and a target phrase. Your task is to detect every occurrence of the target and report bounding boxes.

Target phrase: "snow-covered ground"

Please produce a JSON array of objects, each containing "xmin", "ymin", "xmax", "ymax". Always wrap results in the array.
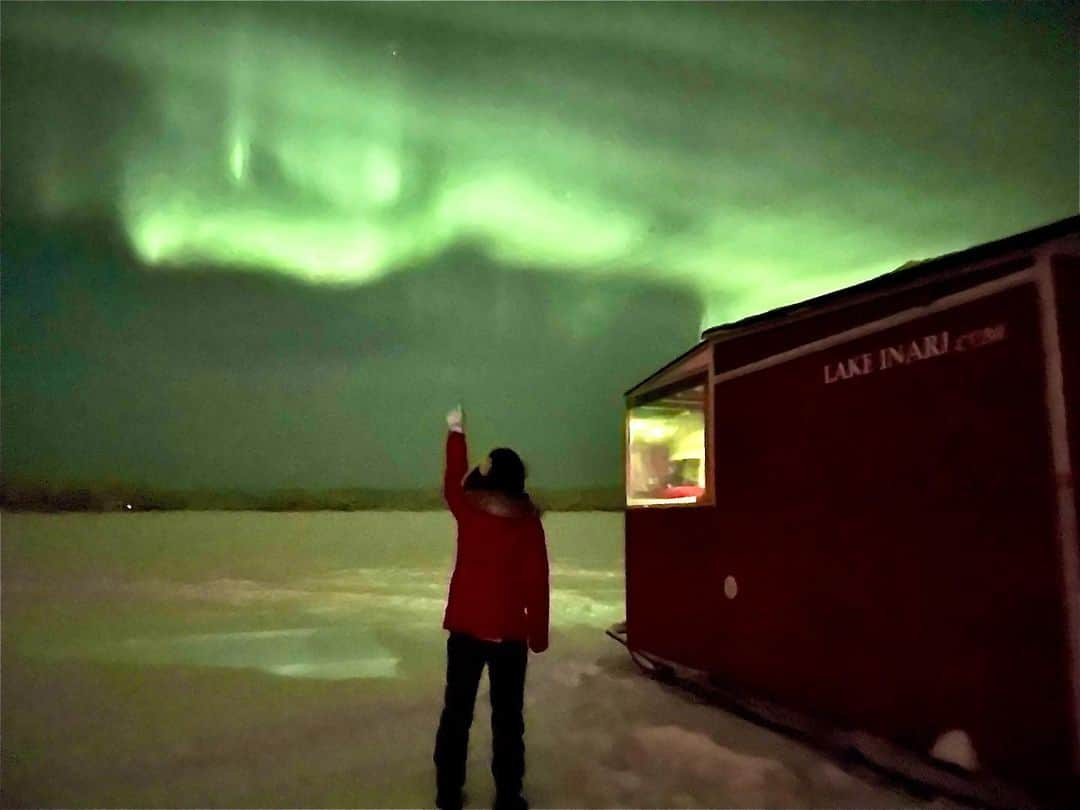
[{"xmin": 2, "ymin": 512, "xmax": 927, "ymax": 807}]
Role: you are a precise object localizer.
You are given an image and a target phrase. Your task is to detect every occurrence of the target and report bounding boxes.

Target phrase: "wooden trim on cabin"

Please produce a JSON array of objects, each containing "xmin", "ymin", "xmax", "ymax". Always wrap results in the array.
[
  {"xmin": 625, "ymin": 371, "xmax": 714, "ymax": 509},
  {"xmin": 707, "ymin": 255, "xmax": 1036, "ymax": 380},
  {"xmin": 627, "ymin": 371, "xmax": 708, "ymax": 409},
  {"xmin": 703, "ymin": 254, "xmax": 1036, "ymax": 349},
  {"xmin": 1036, "ymin": 255, "xmax": 1080, "ymax": 770},
  {"xmin": 706, "ymin": 335, "xmax": 716, "ymax": 511},
  {"xmin": 702, "ymin": 214, "xmax": 1078, "ymax": 343},
  {"xmin": 624, "ymin": 341, "xmax": 709, "ymax": 398},
  {"xmin": 711, "ymin": 270, "xmax": 1035, "ymax": 385}
]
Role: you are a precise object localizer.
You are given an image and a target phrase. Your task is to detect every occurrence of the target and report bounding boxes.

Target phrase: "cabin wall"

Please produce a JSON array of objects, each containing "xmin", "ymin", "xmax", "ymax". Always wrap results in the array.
[
  {"xmin": 626, "ymin": 506, "xmax": 723, "ymax": 671},
  {"xmin": 627, "ymin": 281, "xmax": 1074, "ymax": 795}
]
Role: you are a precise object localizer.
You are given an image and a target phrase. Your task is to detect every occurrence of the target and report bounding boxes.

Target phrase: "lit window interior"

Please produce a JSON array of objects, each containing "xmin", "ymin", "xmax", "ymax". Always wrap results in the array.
[{"xmin": 626, "ymin": 383, "xmax": 706, "ymax": 506}]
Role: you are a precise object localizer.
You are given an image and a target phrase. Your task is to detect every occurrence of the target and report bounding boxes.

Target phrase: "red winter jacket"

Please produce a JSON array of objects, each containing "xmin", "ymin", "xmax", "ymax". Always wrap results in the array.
[{"xmin": 442, "ymin": 430, "xmax": 550, "ymax": 653}]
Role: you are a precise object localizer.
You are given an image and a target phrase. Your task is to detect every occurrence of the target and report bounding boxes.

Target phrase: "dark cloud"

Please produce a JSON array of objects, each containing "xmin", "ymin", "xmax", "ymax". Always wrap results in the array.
[{"xmin": 2, "ymin": 221, "xmax": 700, "ymax": 489}]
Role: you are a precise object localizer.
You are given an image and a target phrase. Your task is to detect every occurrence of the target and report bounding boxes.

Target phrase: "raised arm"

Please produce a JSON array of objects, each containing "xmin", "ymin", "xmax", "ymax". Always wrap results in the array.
[{"xmin": 443, "ymin": 406, "xmax": 468, "ymax": 518}]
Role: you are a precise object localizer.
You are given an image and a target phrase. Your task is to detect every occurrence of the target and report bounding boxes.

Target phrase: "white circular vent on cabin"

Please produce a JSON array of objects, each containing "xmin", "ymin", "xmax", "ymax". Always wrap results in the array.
[
  {"xmin": 723, "ymin": 576, "xmax": 738, "ymax": 600},
  {"xmin": 930, "ymin": 729, "xmax": 978, "ymax": 771}
]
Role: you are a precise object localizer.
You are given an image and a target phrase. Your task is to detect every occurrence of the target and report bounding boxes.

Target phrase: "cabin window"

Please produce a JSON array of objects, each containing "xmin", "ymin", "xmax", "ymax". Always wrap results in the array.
[{"xmin": 626, "ymin": 382, "xmax": 707, "ymax": 506}]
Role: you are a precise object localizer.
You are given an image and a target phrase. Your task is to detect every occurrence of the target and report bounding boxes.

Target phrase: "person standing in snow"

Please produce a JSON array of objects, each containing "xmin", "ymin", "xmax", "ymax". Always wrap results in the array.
[{"xmin": 434, "ymin": 405, "xmax": 550, "ymax": 810}]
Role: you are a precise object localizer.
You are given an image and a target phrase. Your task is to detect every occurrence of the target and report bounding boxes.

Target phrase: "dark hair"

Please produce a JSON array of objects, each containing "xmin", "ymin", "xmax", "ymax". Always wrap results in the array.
[{"xmin": 464, "ymin": 447, "xmax": 527, "ymax": 497}]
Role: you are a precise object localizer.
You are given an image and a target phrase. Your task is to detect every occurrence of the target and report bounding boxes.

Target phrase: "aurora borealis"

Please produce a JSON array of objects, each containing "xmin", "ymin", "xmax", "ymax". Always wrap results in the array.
[{"xmin": 2, "ymin": 1, "xmax": 1076, "ymax": 492}]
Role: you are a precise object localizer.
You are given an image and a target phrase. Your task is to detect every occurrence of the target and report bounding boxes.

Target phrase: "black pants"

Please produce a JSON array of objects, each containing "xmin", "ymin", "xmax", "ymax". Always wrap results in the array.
[{"xmin": 434, "ymin": 632, "xmax": 528, "ymax": 804}]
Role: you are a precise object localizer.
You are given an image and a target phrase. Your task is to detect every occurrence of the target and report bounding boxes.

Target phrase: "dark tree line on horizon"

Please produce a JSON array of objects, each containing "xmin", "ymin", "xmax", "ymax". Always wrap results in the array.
[{"xmin": 0, "ymin": 480, "xmax": 625, "ymax": 513}]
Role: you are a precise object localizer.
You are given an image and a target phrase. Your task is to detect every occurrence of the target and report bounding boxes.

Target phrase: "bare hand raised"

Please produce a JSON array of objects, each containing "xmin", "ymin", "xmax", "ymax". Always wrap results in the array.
[{"xmin": 446, "ymin": 404, "xmax": 465, "ymax": 433}]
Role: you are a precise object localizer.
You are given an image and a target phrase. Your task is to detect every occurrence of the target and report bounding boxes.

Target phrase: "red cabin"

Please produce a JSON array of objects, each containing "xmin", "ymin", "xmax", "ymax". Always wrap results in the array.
[{"xmin": 619, "ymin": 216, "xmax": 1079, "ymax": 803}]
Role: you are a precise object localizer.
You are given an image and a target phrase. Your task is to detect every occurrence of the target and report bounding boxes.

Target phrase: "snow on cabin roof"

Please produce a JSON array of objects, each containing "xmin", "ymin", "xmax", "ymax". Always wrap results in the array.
[
  {"xmin": 700, "ymin": 214, "xmax": 1080, "ymax": 340},
  {"xmin": 624, "ymin": 214, "xmax": 1078, "ymax": 398}
]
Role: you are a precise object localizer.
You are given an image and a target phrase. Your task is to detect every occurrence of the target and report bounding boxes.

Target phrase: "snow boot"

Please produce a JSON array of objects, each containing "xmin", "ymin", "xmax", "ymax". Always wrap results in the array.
[{"xmin": 492, "ymin": 793, "xmax": 528, "ymax": 810}]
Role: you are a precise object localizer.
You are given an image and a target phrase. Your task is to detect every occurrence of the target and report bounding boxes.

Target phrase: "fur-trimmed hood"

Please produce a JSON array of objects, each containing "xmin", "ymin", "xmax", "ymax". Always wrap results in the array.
[{"xmin": 464, "ymin": 490, "xmax": 540, "ymax": 519}]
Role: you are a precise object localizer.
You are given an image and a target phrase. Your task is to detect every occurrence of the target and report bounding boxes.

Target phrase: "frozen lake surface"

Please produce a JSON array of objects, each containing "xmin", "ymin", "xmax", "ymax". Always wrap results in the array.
[{"xmin": 2, "ymin": 511, "xmax": 924, "ymax": 807}]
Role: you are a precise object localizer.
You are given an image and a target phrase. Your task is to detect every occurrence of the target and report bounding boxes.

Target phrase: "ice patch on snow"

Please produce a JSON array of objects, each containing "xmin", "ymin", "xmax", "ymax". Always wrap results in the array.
[
  {"xmin": 551, "ymin": 659, "xmax": 602, "ymax": 688},
  {"xmin": 109, "ymin": 626, "xmax": 401, "ymax": 680},
  {"xmin": 814, "ymin": 760, "xmax": 858, "ymax": 791},
  {"xmin": 930, "ymin": 729, "xmax": 978, "ymax": 771},
  {"xmin": 267, "ymin": 657, "xmax": 399, "ymax": 679}
]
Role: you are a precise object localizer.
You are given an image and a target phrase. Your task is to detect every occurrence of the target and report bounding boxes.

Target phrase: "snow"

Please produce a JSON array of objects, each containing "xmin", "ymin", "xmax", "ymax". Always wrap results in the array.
[
  {"xmin": 2, "ymin": 511, "xmax": 926, "ymax": 807},
  {"xmin": 930, "ymin": 730, "xmax": 979, "ymax": 772},
  {"xmin": 626, "ymin": 726, "xmax": 801, "ymax": 803}
]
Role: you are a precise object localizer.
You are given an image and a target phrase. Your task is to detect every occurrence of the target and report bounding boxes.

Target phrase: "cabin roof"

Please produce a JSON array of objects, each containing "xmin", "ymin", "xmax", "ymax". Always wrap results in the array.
[
  {"xmin": 625, "ymin": 214, "xmax": 1078, "ymax": 398},
  {"xmin": 701, "ymin": 214, "xmax": 1079, "ymax": 340}
]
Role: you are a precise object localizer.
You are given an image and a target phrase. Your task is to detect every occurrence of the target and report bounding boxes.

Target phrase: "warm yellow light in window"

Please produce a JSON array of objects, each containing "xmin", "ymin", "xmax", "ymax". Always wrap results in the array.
[{"xmin": 629, "ymin": 417, "xmax": 677, "ymax": 442}]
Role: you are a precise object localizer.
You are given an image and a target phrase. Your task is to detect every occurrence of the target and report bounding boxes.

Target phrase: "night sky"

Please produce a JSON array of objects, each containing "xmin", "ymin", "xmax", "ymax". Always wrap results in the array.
[{"xmin": 2, "ymin": 2, "xmax": 1076, "ymax": 491}]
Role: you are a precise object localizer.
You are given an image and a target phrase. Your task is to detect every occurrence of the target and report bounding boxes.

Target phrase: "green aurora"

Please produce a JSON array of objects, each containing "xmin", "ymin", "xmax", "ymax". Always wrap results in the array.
[{"xmin": 1, "ymin": 1, "xmax": 1076, "ymax": 492}]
